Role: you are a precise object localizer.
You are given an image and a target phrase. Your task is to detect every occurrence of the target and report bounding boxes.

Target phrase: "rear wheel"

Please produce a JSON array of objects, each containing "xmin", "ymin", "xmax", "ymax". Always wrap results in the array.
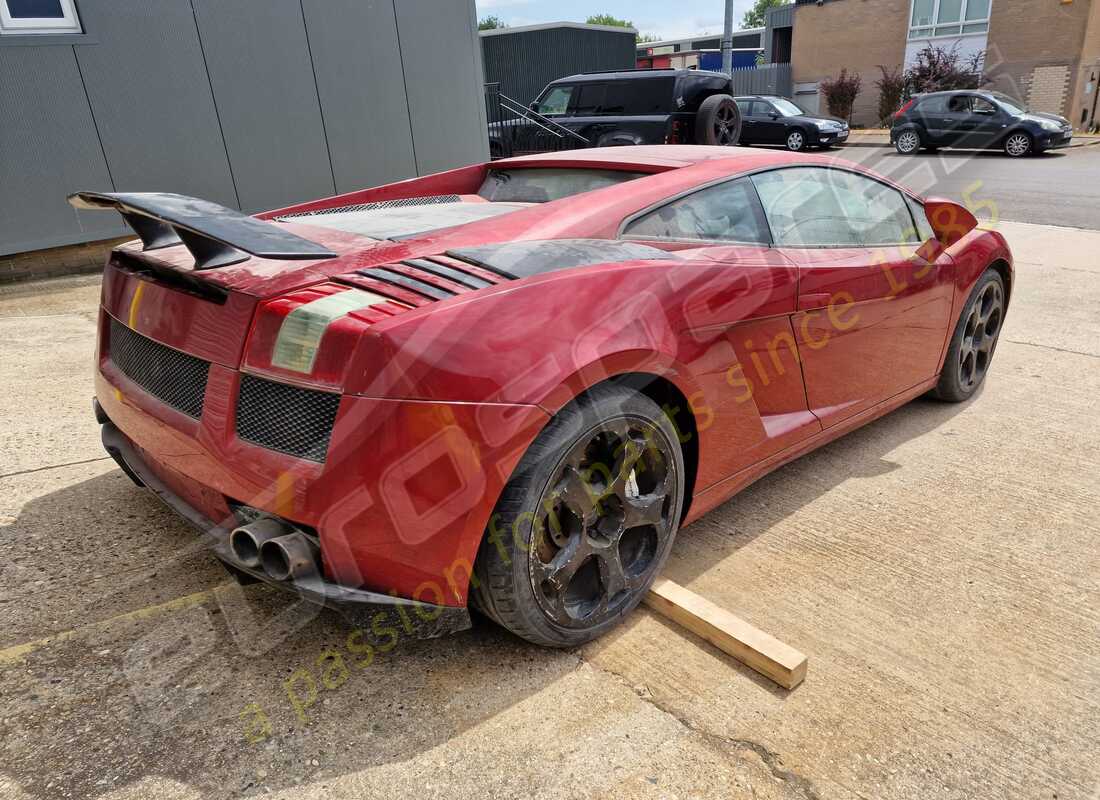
[
  {"xmin": 696, "ymin": 94, "xmax": 742, "ymax": 146},
  {"xmin": 895, "ymin": 129, "xmax": 921, "ymax": 154},
  {"xmin": 934, "ymin": 269, "xmax": 1006, "ymax": 402},
  {"xmin": 472, "ymin": 384, "xmax": 685, "ymax": 647}
]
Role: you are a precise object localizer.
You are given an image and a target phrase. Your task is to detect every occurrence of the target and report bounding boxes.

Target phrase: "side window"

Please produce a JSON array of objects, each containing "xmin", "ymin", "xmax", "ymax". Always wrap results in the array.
[
  {"xmin": 947, "ymin": 94, "xmax": 970, "ymax": 113},
  {"xmin": 623, "ymin": 177, "xmax": 771, "ymax": 244},
  {"xmin": 601, "ymin": 79, "xmax": 672, "ymax": 114},
  {"xmin": 971, "ymin": 96, "xmax": 996, "ymax": 114},
  {"xmin": 752, "ymin": 168, "xmax": 921, "ymax": 247},
  {"xmin": 536, "ymin": 85, "xmax": 574, "ymax": 116},
  {"xmin": 754, "ymin": 102, "xmax": 776, "ymax": 117},
  {"xmin": 572, "ymin": 84, "xmax": 607, "ymax": 115},
  {"xmin": 905, "ymin": 196, "xmax": 936, "ymax": 242},
  {"xmin": 735, "ymin": 98, "xmax": 752, "ymax": 116},
  {"xmin": 915, "ymin": 95, "xmax": 948, "ymax": 115}
]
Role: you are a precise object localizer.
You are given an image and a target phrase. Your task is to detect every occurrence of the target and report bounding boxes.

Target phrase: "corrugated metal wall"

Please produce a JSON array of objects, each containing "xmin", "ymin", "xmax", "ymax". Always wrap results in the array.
[
  {"xmin": 0, "ymin": 0, "xmax": 488, "ymax": 257},
  {"xmin": 729, "ymin": 63, "xmax": 794, "ymax": 97},
  {"xmin": 481, "ymin": 27, "xmax": 637, "ymax": 106}
]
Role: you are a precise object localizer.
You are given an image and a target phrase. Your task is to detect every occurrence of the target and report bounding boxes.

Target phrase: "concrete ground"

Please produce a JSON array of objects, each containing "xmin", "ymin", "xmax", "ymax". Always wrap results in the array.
[{"xmin": 2, "ymin": 219, "xmax": 1099, "ymax": 795}]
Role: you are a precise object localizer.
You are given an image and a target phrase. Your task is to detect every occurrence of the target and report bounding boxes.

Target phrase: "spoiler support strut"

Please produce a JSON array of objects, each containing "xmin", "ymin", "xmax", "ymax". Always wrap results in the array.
[{"xmin": 68, "ymin": 191, "xmax": 338, "ymax": 270}]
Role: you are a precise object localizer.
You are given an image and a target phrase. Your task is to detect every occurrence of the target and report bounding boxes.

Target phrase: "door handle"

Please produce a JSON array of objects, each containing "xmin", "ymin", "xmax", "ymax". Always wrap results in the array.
[{"xmin": 798, "ymin": 292, "xmax": 832, "ymax": 311}]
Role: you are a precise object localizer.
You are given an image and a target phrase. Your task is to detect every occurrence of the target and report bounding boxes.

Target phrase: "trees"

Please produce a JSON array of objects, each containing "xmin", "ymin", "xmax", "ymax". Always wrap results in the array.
[
  {"xmin": 586, "ymin": 13, "xmax": 633, "ymax": 27},
  {"xmin": 586, "ymin": 13, "xmax": 659, "ymax": 43},
  {"xmin": 875, "ymin": 65, "xmax": 906, "ymax": 126},
  {"xmin": 742, "ymin": 0, "xmax": 791, "ymax": 29},
  {"xmin": 819, "ymin": 69, "xmax": 862, "ymax": 121},
  {"xmin": 478, "ymin": 15, "xmax": 506, "ymax": 30},
  {"xmin": 904, "ymin": 44, "xmax": 984, "ymax": 95}
]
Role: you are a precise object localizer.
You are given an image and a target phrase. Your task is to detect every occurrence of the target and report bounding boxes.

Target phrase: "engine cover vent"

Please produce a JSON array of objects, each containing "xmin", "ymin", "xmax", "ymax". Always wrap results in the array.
[{"xmin": 276, "ymin": 195, "xmax": 462, "ymax": 220}]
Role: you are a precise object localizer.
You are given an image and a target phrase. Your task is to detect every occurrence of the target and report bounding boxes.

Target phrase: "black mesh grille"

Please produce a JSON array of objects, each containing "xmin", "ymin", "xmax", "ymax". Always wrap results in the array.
[
  {"xmin": 108, "ymin": 318, "xmax": 210, "ymax": 418},
  {"xmin": 276, "ymin": 195, "xmax": 462, "ymax": 219},
  {"xmin": 236, "ymin": 375, "xmax": 341, "ymax": 462}
]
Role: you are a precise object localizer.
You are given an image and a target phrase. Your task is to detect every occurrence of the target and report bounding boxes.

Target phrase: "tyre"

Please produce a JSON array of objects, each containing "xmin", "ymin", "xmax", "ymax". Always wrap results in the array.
[
  {"xmin": 785, "ymin": 129, "xmax": 807, "ymax": 151},
  {"xmin": 1004, "ymin": 131, "xmax": 1032, "ymax": 157},
  {"xmin": 471, "ymin": 384, "xmax": 686, "ymax": 647},
  {"xmin": 695, "ymin": 94, "xmax": 741, "ymax": 146},
  {"xmin": 894, "ymin": 129, "xmax": 922, "ymax": 155},
  {"xmin": 933, "ymin": 269, "xmax": 1006, "ymax": 402}
]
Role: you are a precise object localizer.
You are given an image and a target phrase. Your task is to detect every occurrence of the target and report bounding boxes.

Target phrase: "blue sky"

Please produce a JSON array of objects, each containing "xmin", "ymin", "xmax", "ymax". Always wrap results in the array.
[{"xmin": 474, "ymin": 0, "xmax": 760, "ymax": 41}]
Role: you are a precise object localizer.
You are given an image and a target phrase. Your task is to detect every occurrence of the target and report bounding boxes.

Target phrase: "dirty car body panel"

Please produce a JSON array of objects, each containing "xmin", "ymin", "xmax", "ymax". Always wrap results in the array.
[{"xmin": 81, "ymin": 145, "xmax": 1013, "ymax": 640}]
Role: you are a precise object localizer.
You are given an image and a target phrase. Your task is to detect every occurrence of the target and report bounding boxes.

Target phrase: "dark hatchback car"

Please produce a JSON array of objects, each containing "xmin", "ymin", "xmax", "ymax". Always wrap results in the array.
[
  {"xmin": 735, "ymin": 95, "xmax": 849, "ymax": 151},
  {"xmin": 489, "ymin": 69, "xmax": 741, "ymax": 156},
  {"xmin": 891, "ymin": 90, "xmax": 1073, "ymax": 157}
]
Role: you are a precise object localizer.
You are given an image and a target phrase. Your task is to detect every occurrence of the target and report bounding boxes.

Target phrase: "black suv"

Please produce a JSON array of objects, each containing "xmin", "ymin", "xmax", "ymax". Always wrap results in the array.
[
  {"xmin": 735, "ymin": 95, "xmax": 849, "ymax": 151},
  {"xmin": 489, "ymin": 69, "xmax": 741, "ymax": 157},
  {"xmin": 891, "ymin": 90, "xmax": 1073, "ymax": 157}
]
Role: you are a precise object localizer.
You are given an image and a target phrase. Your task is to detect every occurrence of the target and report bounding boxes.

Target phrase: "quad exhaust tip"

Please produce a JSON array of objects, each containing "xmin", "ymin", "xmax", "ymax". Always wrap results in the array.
[
  {"xmin": 260, "ymin": 532, "xmax": 320, "ymax": 582},
  {"xmin": 230, "ymin": 518, "xmax": 321, "ymax": 581}
]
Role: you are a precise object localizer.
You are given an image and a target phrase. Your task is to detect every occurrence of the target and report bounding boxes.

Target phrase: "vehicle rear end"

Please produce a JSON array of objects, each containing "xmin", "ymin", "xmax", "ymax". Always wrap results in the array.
[{"xmin": 83, "ymin": 191, "xmax": 514, "ymax": 638}]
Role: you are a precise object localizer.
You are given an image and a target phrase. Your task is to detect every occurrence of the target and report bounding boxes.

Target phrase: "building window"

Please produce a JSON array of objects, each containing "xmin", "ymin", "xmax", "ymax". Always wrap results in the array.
[
  {"xmin": 909, "ymin": 0, "xmax": 989, "ymax": 39},
  {"xmin": 0, "ymin": 0, "xmax": 82, "ymax": 35}
]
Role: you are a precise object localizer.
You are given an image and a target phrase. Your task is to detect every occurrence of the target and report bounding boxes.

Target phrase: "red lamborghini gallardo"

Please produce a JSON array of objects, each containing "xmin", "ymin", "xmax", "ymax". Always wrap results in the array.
[{"xmin": 75, "ymin": 145, "xmax": 1012, "ymax": 647}]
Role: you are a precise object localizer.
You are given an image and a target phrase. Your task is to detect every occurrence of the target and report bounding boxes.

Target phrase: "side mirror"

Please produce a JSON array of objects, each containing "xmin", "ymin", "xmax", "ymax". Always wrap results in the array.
[
  {"xmin": 769, "ymin": 111, "xmax": 780, "ymax": 120},
  {"xmin": 922, "ymin": 197, "xmax": 979, "ymax": 252},
  {"xmin": 529, "ymin": 101, "xmax": 539, "ymax": 112}
]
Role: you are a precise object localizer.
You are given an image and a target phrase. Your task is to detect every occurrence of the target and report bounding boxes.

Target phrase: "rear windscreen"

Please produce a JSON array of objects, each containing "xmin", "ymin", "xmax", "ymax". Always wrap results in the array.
[{"xmin": 477, "ymin": 168, "xmax": 647, "ymax": 204}]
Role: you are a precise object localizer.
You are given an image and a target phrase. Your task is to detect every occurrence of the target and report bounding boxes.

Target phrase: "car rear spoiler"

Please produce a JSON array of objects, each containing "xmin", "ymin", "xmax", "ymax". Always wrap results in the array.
[{"xmin": 67, "ymin": 191, "xmax": 338, "ymax": 270}]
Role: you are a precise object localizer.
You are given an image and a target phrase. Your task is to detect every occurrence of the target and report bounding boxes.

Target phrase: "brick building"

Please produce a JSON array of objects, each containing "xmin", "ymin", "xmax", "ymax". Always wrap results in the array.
[{"xmin": 787, "ymin": 0, "xmax": 1100, "ymax": 129}]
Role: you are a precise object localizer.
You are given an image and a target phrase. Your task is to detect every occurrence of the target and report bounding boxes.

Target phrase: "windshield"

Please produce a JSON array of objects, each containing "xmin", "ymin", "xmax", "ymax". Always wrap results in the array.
[
  {"xmin": 478, "ymin": 168, "xmax": 647, "ymax": 203},
  {"xmin": 771, "ymin": 98, "xmax": 805, "ymax": 117},
  {"xmin": 991, "ymin": 94, "xmax": 1026, "ymax": 115}
]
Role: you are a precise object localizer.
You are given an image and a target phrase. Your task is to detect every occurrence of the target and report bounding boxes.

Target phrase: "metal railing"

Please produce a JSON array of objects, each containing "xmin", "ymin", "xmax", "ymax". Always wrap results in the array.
[{"xmin": 485, "ymin": 83, "xmax": 591, "ymax": 159}]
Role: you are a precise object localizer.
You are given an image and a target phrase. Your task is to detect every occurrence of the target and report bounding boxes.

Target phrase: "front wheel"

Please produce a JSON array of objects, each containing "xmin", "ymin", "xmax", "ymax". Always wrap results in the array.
[
  {"xmin": 471, "ymin": 384, "xmax": 685, "ymax": 647},
  {"xmin": 1004, "ymin": 131, "xmax": 1032, "ymax": 157},
  {"xmin": 785, "ymin": 129, "xmax": 806, "ymax": 151},
  {"xmin": 934, "ymin": 269, "xmax": 1006, "ymax": 402}
]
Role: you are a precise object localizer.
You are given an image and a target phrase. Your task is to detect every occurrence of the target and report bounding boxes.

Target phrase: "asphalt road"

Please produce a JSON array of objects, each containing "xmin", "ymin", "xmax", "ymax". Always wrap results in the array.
[
  {"xmin": 1, "ymin": 220, "xmax": 1099, "ymax": 796},
  {"xmin": 842, "ymin": 143, "xmax": 1100, "ymax": 231}
]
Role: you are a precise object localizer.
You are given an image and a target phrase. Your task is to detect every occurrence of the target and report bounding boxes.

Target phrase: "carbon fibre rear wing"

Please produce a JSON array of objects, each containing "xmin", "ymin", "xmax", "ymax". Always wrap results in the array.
[{"xmin": 67, "ymin": 191, "xmax": 337, "ymax": 270}]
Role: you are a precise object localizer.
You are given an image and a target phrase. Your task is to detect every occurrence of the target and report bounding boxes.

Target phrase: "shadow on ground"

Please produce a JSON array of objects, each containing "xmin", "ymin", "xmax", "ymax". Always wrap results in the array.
[{"xmin": 0, "ymin": 393, "xmax": 970, "ymax": 798}]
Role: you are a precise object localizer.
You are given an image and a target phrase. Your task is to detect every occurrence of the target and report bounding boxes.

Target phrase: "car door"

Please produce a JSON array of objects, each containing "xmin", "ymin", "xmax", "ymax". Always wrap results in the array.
[
  {"xmin": 929, "ymin": 93, "xmax": 974, "ymax": 146},
  {"xmin": 751, "ymin": 167, "xmax": 956, "ymax": 428},
  {"xmin": 620, "ymin": 176, "xmax": 821, "ymax": 480},
  {"xmin": 965, "ymin": 95, "xmax": 1004, "ymax": 148},
  {"xmin": 735, "ymin": 98, "xmax": 756, "ymax": 143},
  {"xmin": 524, "ymin": 83, "xmax": 577, "ymax": 153},
  {"xmin": 752, "ymin": 101, "xmax": 787, "ymax": 144}
]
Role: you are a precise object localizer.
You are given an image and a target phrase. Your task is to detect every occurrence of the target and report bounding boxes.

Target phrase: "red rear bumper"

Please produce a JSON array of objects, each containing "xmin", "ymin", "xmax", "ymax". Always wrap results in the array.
[{"xmin": 96, "ymin": 312, "xmax": 549, "ymax": 609}]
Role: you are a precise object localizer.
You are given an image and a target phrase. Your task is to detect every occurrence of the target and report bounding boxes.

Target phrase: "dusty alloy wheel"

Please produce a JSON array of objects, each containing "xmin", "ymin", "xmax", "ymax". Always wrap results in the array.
[
  {"xmin": 471, "ymin": 384, "xmax": 685, "ymax": 647},
  {"xmin": 696, "ymin": 94, "xmax": 742, "ymax": 145},
  {"xmin": 934, "ymin": 269, "xmax": 1006, "ymax": 402},
  {"xmin": 785, "ymin": 129, "xmax": 806, "ymax": 151},
  {"xmin": 1004, "ymin": 132, "xmax": 1032, "ymax": 157},
  {"xmin": 895, "ymin": 130, "xmax": 921, "ymax": 155}
]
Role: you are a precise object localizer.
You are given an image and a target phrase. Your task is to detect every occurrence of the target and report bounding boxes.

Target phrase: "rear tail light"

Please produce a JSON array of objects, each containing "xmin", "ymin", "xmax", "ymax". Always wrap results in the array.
[
  {"xmin": 243, "ymin": 284, "xmax": 407, "ymax": 388},
  {"xmin": 894, "ymin": 98, "xmax": 916, "ymax": 119},
  {"xmin": 666, "ymin": 120, "xmax": 687, "ymax": 144}
]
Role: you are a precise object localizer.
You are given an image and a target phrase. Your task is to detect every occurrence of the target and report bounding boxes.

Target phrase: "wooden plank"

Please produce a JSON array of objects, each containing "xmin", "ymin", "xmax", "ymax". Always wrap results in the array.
[{"xmin": 644, "ymin": 578, "xmax": 808, "ymax": 690}]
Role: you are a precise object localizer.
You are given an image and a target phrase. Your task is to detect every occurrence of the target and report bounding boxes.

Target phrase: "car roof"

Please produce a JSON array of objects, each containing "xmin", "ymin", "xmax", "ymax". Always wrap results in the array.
[
  {"xmin": 551, "ymin": 68, "xmax": 727, "ymax": 84},
  {"xmin": 491, "ymin": 145, "xmax": 767, "ymax": 172}
]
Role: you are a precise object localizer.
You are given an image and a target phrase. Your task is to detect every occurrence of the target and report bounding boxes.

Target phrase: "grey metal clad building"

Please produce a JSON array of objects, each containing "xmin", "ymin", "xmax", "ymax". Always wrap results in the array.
[
  {"xmin": 480, "ymin": 22, "xmax": 638, "ymax": 106},
  {"xmin": 0, "ymin": 0, "xmax": 489, "ymax": 258}
]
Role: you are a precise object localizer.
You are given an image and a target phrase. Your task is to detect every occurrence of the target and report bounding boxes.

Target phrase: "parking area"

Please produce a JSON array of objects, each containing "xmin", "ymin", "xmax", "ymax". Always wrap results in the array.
[{"xmin": 2, "ymin": 151, "xmax": 1099, "ymax": 799}]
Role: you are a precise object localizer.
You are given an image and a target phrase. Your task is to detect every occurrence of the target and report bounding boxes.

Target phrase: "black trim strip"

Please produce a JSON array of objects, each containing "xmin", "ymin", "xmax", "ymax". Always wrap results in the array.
[
  {"xmin": 357, "ymin": 268, "xmax": 455, "ymax": 300},
  {"xmin": 403, "ymin": 259, "xmax": 493, "ymax": 290}
]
